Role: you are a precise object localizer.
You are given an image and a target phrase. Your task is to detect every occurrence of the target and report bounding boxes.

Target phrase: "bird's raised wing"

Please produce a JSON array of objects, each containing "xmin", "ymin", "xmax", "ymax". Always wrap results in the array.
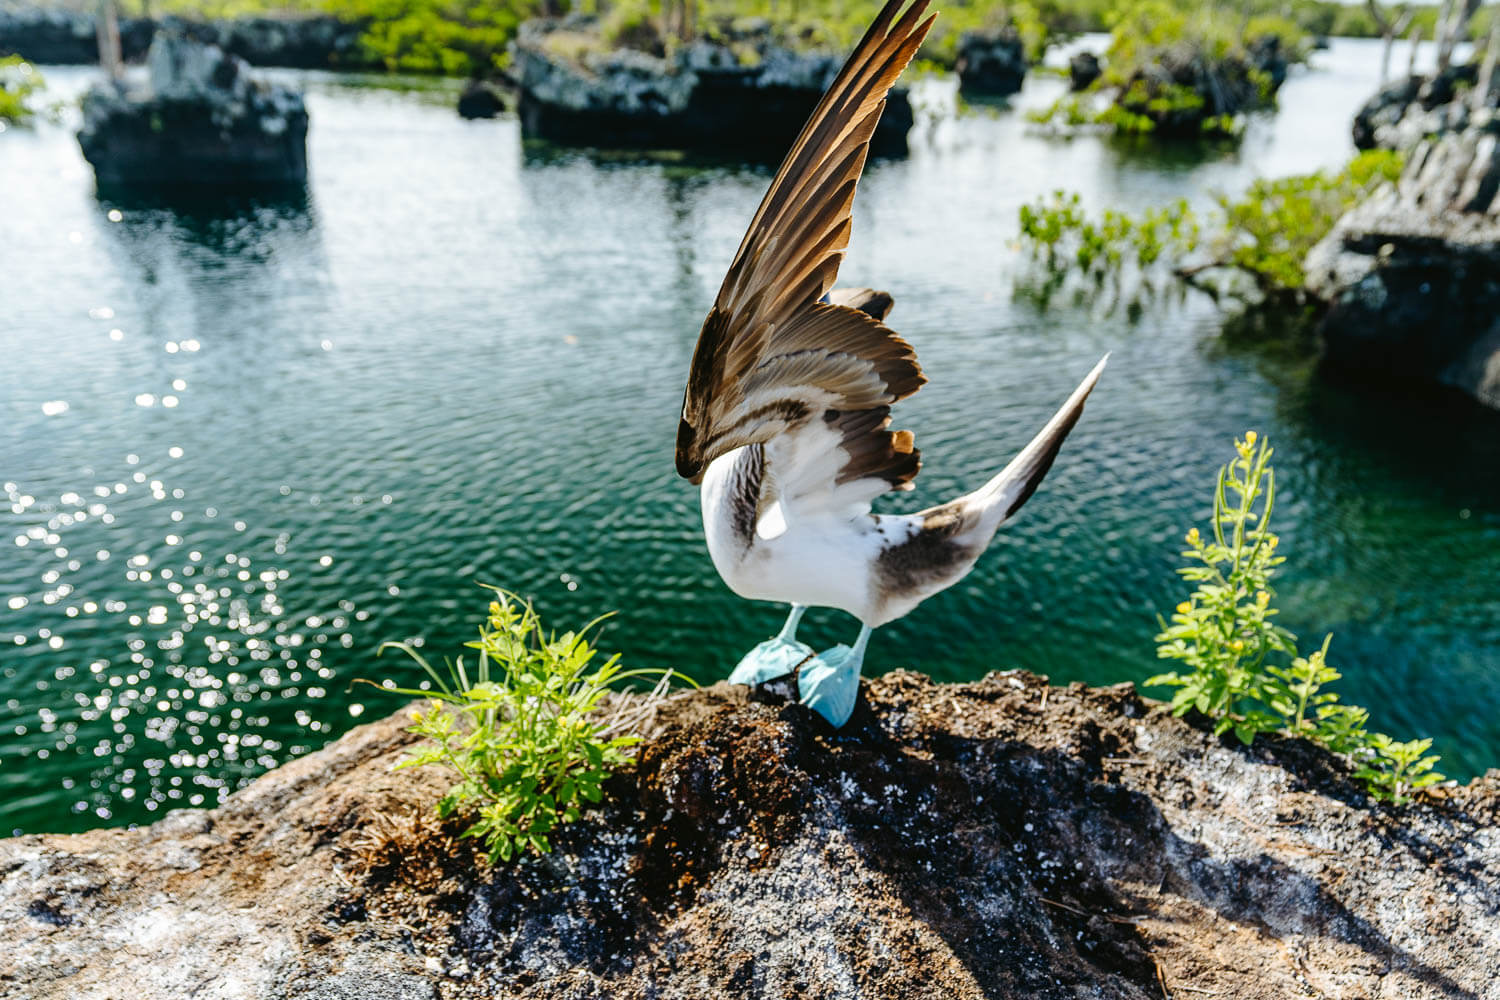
[{"xmin": 675, "ymin": 0, "xmax": 936, "ymax": 500}]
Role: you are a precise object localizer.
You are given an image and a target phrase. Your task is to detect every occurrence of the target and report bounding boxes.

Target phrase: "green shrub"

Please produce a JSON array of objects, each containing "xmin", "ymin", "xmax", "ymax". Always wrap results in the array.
[
  {"xmin": 1018, "ymin": 188, "xmax": 1199, "ymax": 296},
  {"xmin": 1150, "ymin": 431, "xmax": 1294, "ymax": 742},
  {"xmin": 0, "ymin": 56, "xmax": 45, "ymax": 125},
  {"xmin": 1211, "ymin": 149, "xmax": 1404, "ymax": 293},
  {"xmin": 1015, "ymin": 149, "xmax": 1404, "ymax": 305},
  {"xmin": 1019, "ymin": 0, "xmax": 1312, "ymax": 138},
  {"xmin": 1356, "ymin": 736, "xmax": 1447, "ymax": 805},
  {"xmin": 377, "ymin": 589, "xmax": 688, "ymax": 863},
  {"xmin": 599, "ymin": 0, "xmax": 663, "ymax": 53},
  {"xmin": 325, "ymin": 0, "xmax": 546, "ymax": 74},
  {"xmin": 1147, "ymin": 434, "xmax": 1444, "ymax": 806}
]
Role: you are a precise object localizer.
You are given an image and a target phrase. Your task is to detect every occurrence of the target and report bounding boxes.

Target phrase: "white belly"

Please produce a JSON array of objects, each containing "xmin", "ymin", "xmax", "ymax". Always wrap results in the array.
[
  {"xmin": 724, "ymin": 517, "xmax": 881, "ymax": 615},
  {"xmin": 700, "ymin": 449, "xmax": 900, "ymax": 624}
]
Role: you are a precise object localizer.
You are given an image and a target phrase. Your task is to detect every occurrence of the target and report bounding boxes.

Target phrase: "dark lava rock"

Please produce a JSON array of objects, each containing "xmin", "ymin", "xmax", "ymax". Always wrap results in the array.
[
  {"xmin": 78, "ymin": 33, "xmax": 308, "ymax": 189},
  {"xmin": 0, "ymin": 5, "xmax": 152, "ymax": 63},
  {"xmin": 956, "ymin": 27, "xmax": 1027, "ymax": 97},
  {"xmin": 457, "ymin": 78, "xmax": 509, "ymax": 119},
  {"xmin": 2, "ymin": 671, "xmax": 1496, "ymax": 998},
  {"xmin": 0, "ymin": 5, "xmax": 369, "ymax": 70},
  {"xmin": 1307, "ymin": 115, "xmax": 1500, "ymax": 410},
  {"xmin": 1247, "ymin": 33, "xmax": 1290, "ymax": 92},
  {"xmin": 202, "ymin": 14, "xmax": 368, "ymax": 70},
  {"xmin": 510, "ymin": 16, "xmax": 915, "ymax": 159},
  {"xmin": 1353, "ymin": 61, "xmax": 1488, "ymax": 152},
  {"xmin": 1068, "ymin": 49, "xmax": 1101, "ymax": 92}
]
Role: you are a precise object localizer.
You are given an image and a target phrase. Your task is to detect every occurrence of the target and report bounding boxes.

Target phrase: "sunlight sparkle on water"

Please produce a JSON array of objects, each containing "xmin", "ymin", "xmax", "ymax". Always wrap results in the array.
[{"xmin": 1, "ymin": 421, "xmax": 371, "ymax": 824}]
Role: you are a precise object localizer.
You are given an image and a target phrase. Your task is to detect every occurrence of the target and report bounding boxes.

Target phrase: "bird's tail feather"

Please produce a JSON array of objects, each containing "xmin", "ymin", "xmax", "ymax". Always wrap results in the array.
[{"xmin": 968, "ymin": 353, "xmax": 1109, "ymax": 532}]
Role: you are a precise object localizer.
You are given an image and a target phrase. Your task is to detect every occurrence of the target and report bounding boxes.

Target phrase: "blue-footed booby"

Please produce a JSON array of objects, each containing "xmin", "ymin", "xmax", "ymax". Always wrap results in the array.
[{"xmin": 675, "ymin": 0, "xmax": 1107, "ymax": 728}]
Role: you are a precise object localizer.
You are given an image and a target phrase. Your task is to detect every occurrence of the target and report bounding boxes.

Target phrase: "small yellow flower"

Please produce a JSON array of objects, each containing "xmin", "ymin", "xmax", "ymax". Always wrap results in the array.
[
  {"xmin": 1230, "ymin": 640, "xmax": 1245, "ymax": 652},
  {"xmin": 1176, "ymin": 601, "xmax": 1192, "ymax": 616},
  {"xmin": 1244, "ymin": 430, "xmax": 1258, "ymax": 446},
  {"xmin": 1256, "ymin": 590, "xmax": 1270, "ymax": 607},
  {"xmin": 1186, "ymin": 527, "xmax": 1201, "ymax": 546}
]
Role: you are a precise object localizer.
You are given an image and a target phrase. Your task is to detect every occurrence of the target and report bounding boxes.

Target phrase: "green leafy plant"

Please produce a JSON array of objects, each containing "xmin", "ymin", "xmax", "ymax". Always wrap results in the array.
[
  {"xmin": 1150, "ymin": 431, "xmax": 1294, "ymax": 743},
  {"xmin": 1356, "ymin": 736, "xmax": 1446, "ymax": 805},
  {"xmin": 1147, "ymin": 433, "xmax": 1444, "ymax": 805},
  {"xmin": 376, "ymin": 589, "xmax": 689, "ymax": 862},
  {"xmin": 1027, "ymin": 0, "xmax": 1309, "ymax": 138},
  {"xmin": 0, "ymin": 56, "xmax": 45, "ymax": 125},
  {"xmin": 144, "ymin": 0, "xmax": 1485, "ymax": 82},
  {"xmin": 1210, "ymin": 149, "xmax": 1404, "ymax": 294},
  {"xmin": 1016, "ymin": 149, "xmax": 1404, "ymax": 309}
]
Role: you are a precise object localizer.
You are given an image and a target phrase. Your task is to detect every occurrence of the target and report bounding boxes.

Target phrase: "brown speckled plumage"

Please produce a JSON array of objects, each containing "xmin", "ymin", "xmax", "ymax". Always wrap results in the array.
[{"xmin": 675, "ymin": 0, "xmax": 935, "ymax": 497}]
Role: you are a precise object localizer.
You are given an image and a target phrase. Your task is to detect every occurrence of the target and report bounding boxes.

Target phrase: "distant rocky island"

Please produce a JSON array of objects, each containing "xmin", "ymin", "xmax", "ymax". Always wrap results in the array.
[
  {"xmin": 954, "ymin": 27, "xmax": 1028, "ymax": 96},
  {"xmin": 78, "ymin": 32, "xmax": 308, "ymax": 188},
  {"xmin": 509, "ymin": 15, "xmax": 917, "ymax": 159},
  {"xmin": 3, "ymin": 672, "xmax": 1496, "ymax": 997},
  {"xmin": 0, "ymin": 5, "xmax": 370, "ymax": 69}
]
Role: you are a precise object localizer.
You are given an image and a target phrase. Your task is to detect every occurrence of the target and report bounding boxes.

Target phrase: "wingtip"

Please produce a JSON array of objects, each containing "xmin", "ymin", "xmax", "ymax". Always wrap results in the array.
[{"xmin": 1076, "ymin": 353, "xmax": 1110, "ymax": 398}]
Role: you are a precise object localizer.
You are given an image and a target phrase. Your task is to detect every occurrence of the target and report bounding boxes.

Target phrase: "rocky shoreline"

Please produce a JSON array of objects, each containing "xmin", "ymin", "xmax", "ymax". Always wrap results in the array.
[
  {"xmin": 1307, "ymin": 60, "xmax": 1500, "ymax": 411},
  {"xmin": 0, "ymin": 6, "xmax": 371, "ymax": 70},
  {"xmin": 4, "ymin": 671, "xmax": 1496, "ymax": 999},
  {"xmin": 510, "ymin": 15, "xmax": 916, "ymax": 158}
]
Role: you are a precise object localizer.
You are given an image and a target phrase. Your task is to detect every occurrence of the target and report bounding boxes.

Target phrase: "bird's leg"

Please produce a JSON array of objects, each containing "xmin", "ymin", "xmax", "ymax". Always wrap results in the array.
[
  {"xmin": 776, "ymin": 603, "xmax": 807, "ymax": 642},
  {"xmin": 727, "ymin": 604, "xmax": 815, "ymax": 687},
  {"xmin": 798, "ymin": 624, "xmax": 872, "ymax": 729}
]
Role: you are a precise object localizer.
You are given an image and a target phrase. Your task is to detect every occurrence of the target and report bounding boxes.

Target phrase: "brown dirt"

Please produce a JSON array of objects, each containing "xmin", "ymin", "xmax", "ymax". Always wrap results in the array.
[{"xmin": 2, "ymin": 671, "xmax": 1497, "ymax": 999}]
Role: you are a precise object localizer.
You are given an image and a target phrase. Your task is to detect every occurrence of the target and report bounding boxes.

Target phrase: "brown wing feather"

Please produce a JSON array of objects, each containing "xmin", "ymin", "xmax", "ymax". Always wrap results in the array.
[{"xmin": 677, "ymin": 0, "xmax": 935, "ymax": 486}]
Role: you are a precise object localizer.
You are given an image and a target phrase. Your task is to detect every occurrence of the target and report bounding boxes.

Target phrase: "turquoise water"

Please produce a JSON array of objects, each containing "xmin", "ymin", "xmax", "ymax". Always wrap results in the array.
[{"xmin": 3, "ymin": 40, "xmax": 1498, "ymax": 835}]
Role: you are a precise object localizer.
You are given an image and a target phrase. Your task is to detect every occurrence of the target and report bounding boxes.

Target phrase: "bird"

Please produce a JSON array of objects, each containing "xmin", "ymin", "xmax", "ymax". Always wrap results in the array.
[{"xmin": 674, "ymin": 0, "xmax": 1107, "ymax": 728}]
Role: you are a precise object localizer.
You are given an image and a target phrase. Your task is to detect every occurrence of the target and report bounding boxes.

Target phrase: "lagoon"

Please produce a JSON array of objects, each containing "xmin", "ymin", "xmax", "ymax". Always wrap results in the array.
[{"xmin": 2, "ymin": 38, "xmax": 1498, "ymax": 835}]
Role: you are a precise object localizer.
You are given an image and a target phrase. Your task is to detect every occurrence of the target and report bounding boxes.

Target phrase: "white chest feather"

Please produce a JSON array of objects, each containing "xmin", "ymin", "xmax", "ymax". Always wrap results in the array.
[{"xmin": 700, "ymin": 447, "xmax": 921, "ymax": 624}]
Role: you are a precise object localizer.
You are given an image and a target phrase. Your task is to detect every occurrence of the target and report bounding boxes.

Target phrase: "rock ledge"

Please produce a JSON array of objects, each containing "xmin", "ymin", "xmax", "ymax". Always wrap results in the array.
[{"xmin": 3, "ymin": 671, "xmax": 1496, "ymax": 999}]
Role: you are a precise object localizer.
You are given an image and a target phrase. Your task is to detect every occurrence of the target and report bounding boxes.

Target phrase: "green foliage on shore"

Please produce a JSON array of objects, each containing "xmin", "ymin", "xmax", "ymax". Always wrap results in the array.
[
  {"xmin": 0, "ymin": 56, "xmax": 45, "ymax": 124},
  {"xmin": 1148, "ymin": 433, "xmax": 1444, "ymax": 806},
  {"xmin": 331, "ymin": 0, "xmax": 544, "ymax": 73},
  {"xmin": 1029, "ymin": 0, "xmax": 1306, "ymax": 138},
  {"xmin": 1212, "ymin": 149, "xmax": 1403, "ymax": 292},
  {"xmin": 132, "ymin": 0, "xmax": 1499, "ymax": 79},
  {"xmin": 1017, "ymin": 149, "xmax": 1403, "ymax": 307},
  {"xmin": 377, "ymin": 590, "xmax": 687, "ymax": 863}
]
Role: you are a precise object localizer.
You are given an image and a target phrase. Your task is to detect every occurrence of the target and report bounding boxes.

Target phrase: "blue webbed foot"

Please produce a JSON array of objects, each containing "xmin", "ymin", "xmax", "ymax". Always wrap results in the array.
[
  {"xmin": 728, "ymin": 636, "xmax": 814, "ymax": 686},
  {"xmin": 798, "ymin": 625, "xmax": 872, "ymax": 728},
  {"xmin": 728, "ymin": 604, "xmax": 812, "ymax": 686}
]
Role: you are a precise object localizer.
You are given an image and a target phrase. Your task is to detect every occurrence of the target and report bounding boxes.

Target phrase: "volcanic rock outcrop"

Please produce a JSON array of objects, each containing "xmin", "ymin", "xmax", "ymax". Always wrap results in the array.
[
  {"xmin": 77, "ymin": 31, "xmax": 308, "ymax": 189},
  {"xmin": 1309, "ymin": 68, "xmax": 1500, "ymax": 409},
  {"xmin": 510, "ymin": 16, "xmax": 916, "ymax": 158},
  {"xmin": 955, "ymin": 27, "xmax": 1027, "ymax": 96},
  {"xmin": 3, "ymin": 671, "xmax": 1495, "ymax": 999},
  {"xmin": 0, "ymin": 5, "xmax": 366, "ymax": 69}
]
